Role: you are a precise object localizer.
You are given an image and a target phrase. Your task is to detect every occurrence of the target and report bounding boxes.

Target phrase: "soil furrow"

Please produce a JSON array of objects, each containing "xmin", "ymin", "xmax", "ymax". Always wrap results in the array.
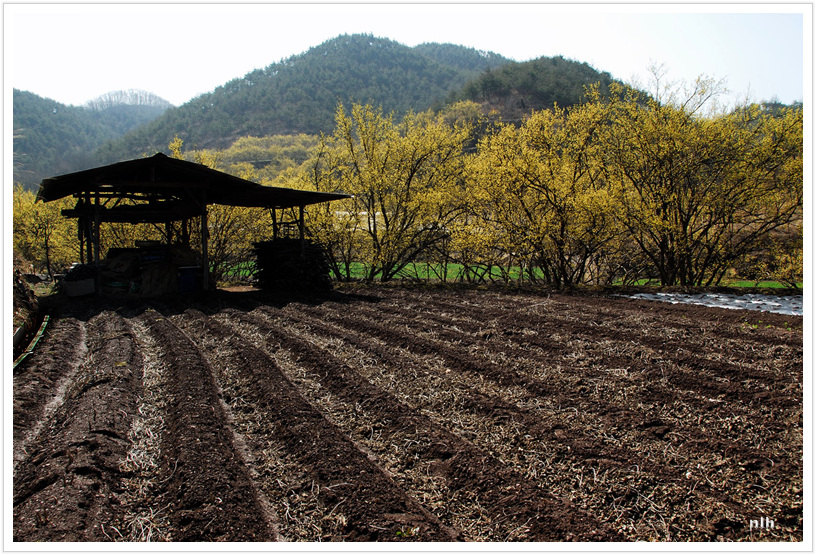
[
  {"xmin": 224, "ymin": 306, "xmax": 622, "ymax": 542},
  {"xmin": 13, "ymin": 311, "xmax": 141, "ymax": 541},
  {"xmin": 115, "ymin": 316, "xmax": 174, "ymax": 541},
  {"xmin": 138, "ymin": 308, "xmax": 274, "ymax": 542},
  {"xmin": 13, "ymin": 317, "xmax": 88, "ymax": 469},
  {"xmin": 172, "ymin": 307, "xmax": 459, "ymax": 542}
]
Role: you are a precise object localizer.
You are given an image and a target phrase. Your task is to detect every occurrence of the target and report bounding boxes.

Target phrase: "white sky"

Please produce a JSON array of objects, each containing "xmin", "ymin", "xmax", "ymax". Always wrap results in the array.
[{"xmin": 4, "ymin": 3, "xmax": 809, "ymax": 108}]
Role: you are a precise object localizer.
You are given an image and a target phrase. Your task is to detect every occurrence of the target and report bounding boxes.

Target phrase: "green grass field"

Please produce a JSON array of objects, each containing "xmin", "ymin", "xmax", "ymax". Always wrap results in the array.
[
  {"xmin": 332, "ymin": 262, "xmax": 547, "ymax": 282},
  {"xmin": 723, "ymin": 279, "xmax": 802, "ymax": 289},
  {"xmin": 224, "ymin": 259, "xmax": 801, "ymax": 290}
]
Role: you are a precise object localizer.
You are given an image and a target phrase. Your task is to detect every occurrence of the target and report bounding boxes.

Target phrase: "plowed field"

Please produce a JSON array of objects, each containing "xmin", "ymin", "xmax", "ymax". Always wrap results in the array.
[{"xmin": 12, "ymin": 285, "xmax": 803, "ymax": 542}]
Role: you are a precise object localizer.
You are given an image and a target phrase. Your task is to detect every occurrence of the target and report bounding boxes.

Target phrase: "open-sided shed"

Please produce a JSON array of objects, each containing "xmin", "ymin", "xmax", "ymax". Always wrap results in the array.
[{"xmin": 37, "ymin": 152, "xmax": 349, "ymax": 293}]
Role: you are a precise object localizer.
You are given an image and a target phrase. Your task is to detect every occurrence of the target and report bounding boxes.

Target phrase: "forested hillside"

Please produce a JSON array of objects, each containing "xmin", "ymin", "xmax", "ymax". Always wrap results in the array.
[
  {"xmin": 412, "ymin": 42, "xmax": 510, "ymax": 73},
  {"xmin": 96, "ymin": 35, "xmax": 512, "ymax": 161},
  {"xmin": 12, "ymin": 89, "xmax": 172, "ymax": 188},
  {"xmin": 15, "ymin": 34, "xmax": 623, "ymax": 183},
  {"xmin": 449, "ymin": 55, "xmax": 617, "ymax": 120}
]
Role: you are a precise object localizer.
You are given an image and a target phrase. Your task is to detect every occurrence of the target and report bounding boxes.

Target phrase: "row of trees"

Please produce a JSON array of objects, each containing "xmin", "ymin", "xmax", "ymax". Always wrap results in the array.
[
  {"xmin": 14, "ymin": 77, "xmax": 803, "ymax": 289},
  {"xmin": 300, "ymin": 80, "xmax": 802, "ymax": 287}
]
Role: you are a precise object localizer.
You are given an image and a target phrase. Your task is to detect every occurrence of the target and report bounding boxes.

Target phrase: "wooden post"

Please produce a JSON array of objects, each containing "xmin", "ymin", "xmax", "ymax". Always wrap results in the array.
[
  {"xmin": 181, "ymin": 218, "xmax": 190, "ymax": 247},
  {"xmin": 299, "ymin": 205, "xmax": 305, "ymax": 259},
  {"xmin": 200, "ymin": 206, "xmax": 209, "ymax": 290},
  {"xmin": 84, "ymin": 192, "xmax": 93, "ymax": 264},
  {"xmin": 87, "ymin": 219, "xmax": 94, "ymax": 264},
  {"xmin": 93, "ymin": 192, "xmax": 102, "ymax": 294},
  {"xmin": 271, "ymin": 208, "xmax": 278, "ymax": 240},
  {"xmin": 78, "ymin": 217, "xmax": 85, "ymax": 265}
]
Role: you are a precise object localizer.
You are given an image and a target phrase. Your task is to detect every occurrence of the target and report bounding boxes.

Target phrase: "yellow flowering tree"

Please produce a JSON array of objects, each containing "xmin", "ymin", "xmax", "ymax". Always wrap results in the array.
[
  {"xmin": 466, "ymin": 100, "xmax": 621, "ymax": 287},
  {"xmin": 13, "ymin": 184, "xmax": 78, "ymax": 278},
  {"xmin": 598, "ymin": 83, "xmax": 803, "ymax": 286},
  {"xmin": 169, "ymin": 137, "xmax": 274, "ymax": 284},
  {"xmin": 305, "ymin": 103, "xmax": 474, "ymax": 281}
]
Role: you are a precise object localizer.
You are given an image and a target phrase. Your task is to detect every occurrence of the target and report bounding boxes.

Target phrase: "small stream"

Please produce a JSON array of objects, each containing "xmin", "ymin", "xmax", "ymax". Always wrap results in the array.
[{"xmin": 619, "ymin": 292, "xmax": 803, "ymax": 316}]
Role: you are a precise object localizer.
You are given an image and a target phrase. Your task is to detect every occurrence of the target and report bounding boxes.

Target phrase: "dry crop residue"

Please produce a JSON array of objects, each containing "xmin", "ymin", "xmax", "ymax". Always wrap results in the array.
[{"xmin": 13, "ymin": 285, "xmax": 803, "ymax": 542}]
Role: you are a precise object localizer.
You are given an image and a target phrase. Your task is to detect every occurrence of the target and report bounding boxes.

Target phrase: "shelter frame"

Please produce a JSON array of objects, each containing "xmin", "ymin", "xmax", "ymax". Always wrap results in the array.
[{"xmin": 38, "ymin": 153, "xmax": 349, "ymax": 292}]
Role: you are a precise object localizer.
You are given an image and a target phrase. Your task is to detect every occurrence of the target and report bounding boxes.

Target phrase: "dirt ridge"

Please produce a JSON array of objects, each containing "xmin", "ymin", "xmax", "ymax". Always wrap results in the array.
[{"xmin": 12, "ymin": 287, "xmax": 802, "ymax": 542}]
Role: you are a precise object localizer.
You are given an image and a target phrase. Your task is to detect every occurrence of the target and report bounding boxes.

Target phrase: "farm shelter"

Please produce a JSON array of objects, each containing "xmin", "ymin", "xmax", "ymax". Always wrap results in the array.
[{"xmin": 36, "ymin": 153, "xmax": 349, "ymax": 295}]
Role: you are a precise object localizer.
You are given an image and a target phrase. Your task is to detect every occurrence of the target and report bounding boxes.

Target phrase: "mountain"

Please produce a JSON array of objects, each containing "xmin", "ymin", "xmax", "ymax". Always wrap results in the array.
[
  {"xmin": 412, "ymin": 42, "xmax": 511, "ymax": 73},
  {"xmin": 15, "ymin": 34, "xmax": 624, "ymax": 185},
  {"xmin": 449, "ymin": 55, "xmax": 617, "ymax": 121},
  {"xmin": 12, "ymin": 89, "xmax": 172, "ymax": 188},
  {"xmin": 96, "ymin": 34, "xmax": 512, "ymax": 161},
  {"xmin": 83, "ymin": 90, "xmax": 173, "ymax": 136}
]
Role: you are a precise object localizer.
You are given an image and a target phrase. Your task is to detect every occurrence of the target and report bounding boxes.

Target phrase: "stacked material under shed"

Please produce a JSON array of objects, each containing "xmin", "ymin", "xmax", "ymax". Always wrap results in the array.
[{"xmin": 253, "ymin": 239, "xmax": 332, "ymax": 292}]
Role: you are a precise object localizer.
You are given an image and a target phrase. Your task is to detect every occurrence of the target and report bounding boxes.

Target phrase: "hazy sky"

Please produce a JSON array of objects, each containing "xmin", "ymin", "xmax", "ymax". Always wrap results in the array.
[{"xmin": 4, "ymin": 3, "xmax": 809, "ymax": 108}]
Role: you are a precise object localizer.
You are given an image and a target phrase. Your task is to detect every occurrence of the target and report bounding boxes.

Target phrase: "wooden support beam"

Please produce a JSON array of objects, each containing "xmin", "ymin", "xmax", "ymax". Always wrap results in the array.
[
  {"xmin": 181, "ymin": 218, "xmax": 190, "ymax": 247},
  {"xmin": 84, "ymin": 192, "xmax": 93, "ymax": 264},
  {"xmin": 93, "ymin": 192, "xmax": 102, "ymax": 294},
  {"xmin": 77, "ymin": 218, "xmax": 85, "ymax": 264},
  {"xmin": 299, "ymin": 205, "xmax": 305, "ymax": 259},
  {"xmin": 200, "ymin": 205, "xmax": 209, "ymax": 290}
]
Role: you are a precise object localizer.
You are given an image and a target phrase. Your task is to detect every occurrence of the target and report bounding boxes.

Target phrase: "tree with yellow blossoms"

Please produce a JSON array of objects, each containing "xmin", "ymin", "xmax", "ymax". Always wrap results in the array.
[
  {"xmin": 305, "ymin": 103, "xmax": 475, "ymax": 281},
  {"xmin": 13, "ymin": 184, "xmax": 77, "ymax": 278},
  {"xmin": 466, "ymin": 99, "xmax": 621, "ymax": 287},
  {"xmin": 597, "ymin": 81, "xmax": 803, "ymax": 286},
  {"xmin": 168, "ymin": 136, "xmax": 274, "ymax": 283}
]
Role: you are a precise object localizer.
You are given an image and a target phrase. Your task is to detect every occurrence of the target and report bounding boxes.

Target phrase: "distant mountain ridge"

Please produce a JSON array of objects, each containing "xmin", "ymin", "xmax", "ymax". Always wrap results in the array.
[
  {"xmin": 96, "ymin": 34, "xmax": 514, "ymax": 161},
  {"xmin": 14, "ymin": 34, "xmax": 620, "ymax": 187},
  {"xmin": 84, "ymin": 89, "xmax": 174, "ymax": 111},
  {"xmin": 12, "ymin": 89, "xmax": 173, "ymax": 187}
]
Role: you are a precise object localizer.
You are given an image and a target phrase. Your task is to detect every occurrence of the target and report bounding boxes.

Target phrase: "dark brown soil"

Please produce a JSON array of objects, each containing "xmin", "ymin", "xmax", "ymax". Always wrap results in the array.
[{"xmin": 12, "ymin": 285, "xmax": 803, "ymax": 542}]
